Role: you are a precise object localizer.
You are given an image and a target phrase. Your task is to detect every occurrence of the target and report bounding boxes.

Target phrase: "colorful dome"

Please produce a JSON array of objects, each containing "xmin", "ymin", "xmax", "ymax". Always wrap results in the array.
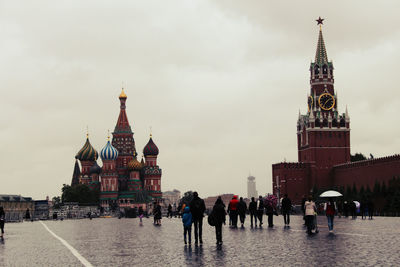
[
  {"xmin": 76, "ymin": 138, "xmax": 98, "ymax": 161},
  {"xmin": 89, "ymin": 161, "xmax": 102, "ymax": 174},
  {"xmin": 100, "ymin": 140, "xmax": 119, "ymax": 161},
  {"xmin": 143, "ymin": 135, "xmax": 159, "ymax": 156},
  {"xmin": 128, "ymin": 157, "xmax": 142, "ymax": 171}
]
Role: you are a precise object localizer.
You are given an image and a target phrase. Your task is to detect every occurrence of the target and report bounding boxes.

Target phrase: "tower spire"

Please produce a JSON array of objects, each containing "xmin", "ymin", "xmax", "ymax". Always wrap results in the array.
[{"xmin": 315, "ymin": 17, "xmax": 328, "ymax": 65}]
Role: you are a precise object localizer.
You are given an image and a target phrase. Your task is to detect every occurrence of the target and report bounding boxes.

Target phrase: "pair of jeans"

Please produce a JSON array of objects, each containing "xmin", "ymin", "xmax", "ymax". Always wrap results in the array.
[
  {"xmin": 282, "ymin": 212, "xmax": 290, "ymax": 225},
  {"xmin": 250, "ymin": 212, "xmax": 257, "ymax": 226},
  {"xmin": 257, "ymin": 210, "xmax": 263, "ymax": 225},
  {"xmin": 305, "ymin": 215, "xmax": 314, "ymax": 234},
  {"xmin": 267, "ymin": 213, "xmax": 273, "ymax": 227},
  {"xmin": 215, "ymin": 223, "xmax": 223, "ymax": 243},
  {"xmin": 184, "ymin": 226, "xmax": 191, "ymax": 243},
  {"xmin": 327, "ymin": 215, "xmax": 334, "ymax": 231},
  {"xmin": 239, "ymin": 214, "xmax": 245, "ymax": 225},
  {"xmin": 230, "ymin": 210, "xmax": 238, "ymax": 227},
  {"xmin": 193, "ymin": 217, "xmax": 203, "ymax": 242}
]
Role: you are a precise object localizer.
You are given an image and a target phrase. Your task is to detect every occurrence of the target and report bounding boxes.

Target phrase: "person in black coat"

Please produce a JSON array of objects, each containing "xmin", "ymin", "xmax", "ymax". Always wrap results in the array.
[
  {"xmin": 248, "ymin": 197, "xmax": 258, "ymax": 228},
  {"xmin": 189, "ymin": 192, "xmax": 206, "ymax": 245},
  {"xmin": 212, "ymin": 197, "xmax": 226, "ymax": 245},
  {"xmin": 237, "ymin": 197, "xmax": 247, "ymax": 228},
  {"xmin": 281, "ymin": 194, "xmax": 292, "ymax": 226}
]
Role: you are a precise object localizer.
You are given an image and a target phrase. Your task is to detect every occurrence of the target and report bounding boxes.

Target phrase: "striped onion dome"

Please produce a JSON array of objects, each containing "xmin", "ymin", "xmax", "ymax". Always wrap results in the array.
[
  {"xmin": 128, "ymin": 157, "xmax": 142, "ymax": 171},
  {"xmin": 143, "ymin": 135, "xmax": 159, "ymax": 156},
  {"xmin": 100, "ymin": 140, "xmax": 119, "ymax": 161},
  {"xmin": 76, "ymin": 138, "xmax": 98, "ymax": 161}
]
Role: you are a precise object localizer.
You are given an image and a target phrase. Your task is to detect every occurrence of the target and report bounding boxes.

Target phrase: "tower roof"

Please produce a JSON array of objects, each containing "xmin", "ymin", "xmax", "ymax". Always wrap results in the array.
[
  {"xmin": 114, "ymin": 88, "xmax": 132, "ymax": 133},
  {"xmin": 100, "ymin": 139, "xmax": 119, "ymax": 161},
  {"xmin": 71, "ymin": 159, "xmax": 81, "ymax": 186},
  {"xmin": 315, "ymin": 28, "xmax": 329, "ymax": 65},
  {"xmin": 76, "ymin": 137, "xmax": 98, "ymax": 161},
  {"xmin": 143, "ymin": 135, "xmax": 159, "ymax": 156}
]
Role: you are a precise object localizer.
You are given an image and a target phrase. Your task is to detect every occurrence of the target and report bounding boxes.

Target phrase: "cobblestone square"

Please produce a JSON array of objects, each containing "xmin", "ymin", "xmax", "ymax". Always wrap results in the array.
[{"xmin": 1, "ymin": 216, "xmax": 399, "ymax": 266}]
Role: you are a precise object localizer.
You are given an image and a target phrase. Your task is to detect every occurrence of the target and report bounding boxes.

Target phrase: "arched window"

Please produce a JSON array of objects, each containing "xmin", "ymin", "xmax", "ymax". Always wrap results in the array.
[
  {"xmin": 323, "ymin": 119, "xmax": 328, "ymax": 127},
  {"xmin": 315, "ymin": 119, "xmax": 320, "ymax": 127},
  {"xmin": 323, "ymin": 64, "xmax": 328, "ymax": 74},
  {"xmin": 332, "ymin": 119, "xmax": 338, "ymax": 127},
  {"xmin": 314, "ymin": 65, "xmax": 320, "ymax": 75},
  {"xmin": 340, "ymin": 118, "xmax": 345, "ymax": 127}
]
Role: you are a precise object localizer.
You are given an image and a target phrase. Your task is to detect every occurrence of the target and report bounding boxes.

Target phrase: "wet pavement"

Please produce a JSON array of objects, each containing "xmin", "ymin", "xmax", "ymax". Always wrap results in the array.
[{"xmin": 1, "ymin": 215, "xmax": 399, "ymax": 266}]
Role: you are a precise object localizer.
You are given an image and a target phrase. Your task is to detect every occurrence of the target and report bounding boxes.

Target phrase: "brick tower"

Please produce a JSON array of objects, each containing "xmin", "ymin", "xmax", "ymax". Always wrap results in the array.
[
  {"xmin": 297, "ymin": 17, "xmax": 350, "ymax": 188},
  {"xmin": 112, "ymin": 88, "xmax": 136, "ymax": 191}
]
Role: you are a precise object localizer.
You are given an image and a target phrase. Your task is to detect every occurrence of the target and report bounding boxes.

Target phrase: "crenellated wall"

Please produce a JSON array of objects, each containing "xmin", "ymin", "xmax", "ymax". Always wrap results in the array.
[{"xmin": 333, "ymin": 155, "xmax": 400, "ymax": 190}]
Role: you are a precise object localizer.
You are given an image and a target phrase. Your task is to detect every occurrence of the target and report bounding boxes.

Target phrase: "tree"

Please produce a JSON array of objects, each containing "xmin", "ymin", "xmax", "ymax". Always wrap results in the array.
[
  {"xmin": 61, "ymin": 184, "xmax": 99, "ymax": 204},
  {"xmin": 352, "ymin": 183, "xmax": 358, "ymax": 200},
  {"xmin": 350, "ymin": 153, "xmax": 367, "ymax": 162},
  {"xmin": 52, "ymin": 196, "xmax": 61, "ymax": 209}
]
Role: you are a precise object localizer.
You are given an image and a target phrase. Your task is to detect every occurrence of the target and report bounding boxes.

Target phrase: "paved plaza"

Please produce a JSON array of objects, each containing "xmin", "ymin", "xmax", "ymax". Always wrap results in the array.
[{"xmin": 0, "ymin": 215, "xmax": 399, "ymax": 266}]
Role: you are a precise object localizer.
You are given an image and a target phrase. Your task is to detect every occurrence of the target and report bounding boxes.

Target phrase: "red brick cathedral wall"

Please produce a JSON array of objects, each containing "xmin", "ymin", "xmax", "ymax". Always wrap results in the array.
[{"xmin": 333, "ymin": 155, "xmax": 400, "ymax": 190}]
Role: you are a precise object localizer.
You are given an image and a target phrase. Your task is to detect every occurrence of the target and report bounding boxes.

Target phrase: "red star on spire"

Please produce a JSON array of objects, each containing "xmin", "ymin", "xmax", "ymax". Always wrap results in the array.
[{"xmin": 316, "ymin": 17, "xmax": 324, "ymax": 26}]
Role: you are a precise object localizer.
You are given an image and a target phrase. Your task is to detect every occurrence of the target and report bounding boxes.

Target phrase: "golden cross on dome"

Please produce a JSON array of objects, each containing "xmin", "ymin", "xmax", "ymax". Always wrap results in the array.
[
  {"xmin": 86, "ymin": 125, "xmax": 89, "ymax": 138},
  {"xmin": 107, "ymin": 129, "xmax": 110, "ymax": 140}
]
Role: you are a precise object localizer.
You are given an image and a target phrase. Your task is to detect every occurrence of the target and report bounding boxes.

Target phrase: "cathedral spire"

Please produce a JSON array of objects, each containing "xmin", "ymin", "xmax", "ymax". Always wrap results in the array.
[
  {"xmin": 114, "ymin": 88, "xmax": 132, "ymax": 133},
  {"xmin": 71, "ymin": 159, "xmax": 81, "ymax": 186}
]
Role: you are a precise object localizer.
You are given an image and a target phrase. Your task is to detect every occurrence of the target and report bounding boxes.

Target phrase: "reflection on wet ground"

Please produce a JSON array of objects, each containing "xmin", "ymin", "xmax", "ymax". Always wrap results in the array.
[{"xmin": 1, "ymin": 216, "xmax": 400, "ymax": 266}]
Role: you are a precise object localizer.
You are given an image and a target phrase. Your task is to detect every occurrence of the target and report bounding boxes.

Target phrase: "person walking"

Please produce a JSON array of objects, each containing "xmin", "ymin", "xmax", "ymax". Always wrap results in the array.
[
  {"xmin": 324, "ymin": 198, "xmax": 336, "ymax": 233},
  {"xmin": 257, "ymin": 196, "xmax": 264, "ymax": 227},
  {"xmin": 367, "ymin": 199, "xmax": 374, "ymax": 219},
  {"xmin": 281, "ymin": 194, "xmax": 292, "ymax": 227},
  {"xmin": 211, "ymin": 197, "xmax": 226, "ymax": 245},
  {"xmin": 0, "ymin": 207, "xmax": 5, "ymax": 239},
  {"xmin": 265, "ymin": 201, "xmax": 275, "ymax": 228},
  {"xmin": 248, "ymin": 197, "xmax": 258, "ymax": 228},
  {"xmin": 189, "ymin": 192, "xmax": 206, "ymax": 245},
  {"xmin": 138, "ymin": 206, "xmax": 144, "ymax": 224},
  {"xmin": 304, "ymin": 196, "xmax": 316, "ymax": 235},
  {"xmin": 237, "ymin": 197, "xmax": 247, "ymax": 228},
  {"xmin": 167, "ymin": 204, "xmax": 173, "ymax": 218},
  {"xmin": 182, "ymin": 206, "xmax": 192, "ymax": 245},
  {"xmin": 154, "ymin": 203, "xmax": 162, "ymax": 225},
  {"xmin": 228, "ymin": 195, "xmax": 239, "ymax": 228}
]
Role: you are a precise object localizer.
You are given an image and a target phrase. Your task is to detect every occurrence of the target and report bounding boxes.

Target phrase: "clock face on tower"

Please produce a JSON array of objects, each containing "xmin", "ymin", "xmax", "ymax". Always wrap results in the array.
[
  {"xmin": 308, "ymin": 96, "xmax": 313, "ymax": 112},
  {"xmin": 318, "ymin": 93, "xmax": 335, "ymax": 111}
]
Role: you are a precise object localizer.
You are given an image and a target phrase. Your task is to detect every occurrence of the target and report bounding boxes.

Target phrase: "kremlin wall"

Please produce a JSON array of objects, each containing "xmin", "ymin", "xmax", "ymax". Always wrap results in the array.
[{"xmin": 272, "ymin": 22, "xmax": 400, "ymax": 204}]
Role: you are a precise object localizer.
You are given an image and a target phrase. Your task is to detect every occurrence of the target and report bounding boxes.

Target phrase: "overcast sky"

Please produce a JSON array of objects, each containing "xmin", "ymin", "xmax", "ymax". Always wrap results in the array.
[{"xmin": 1, "ymin": 1, "xmax": 400, "ymax": 200}]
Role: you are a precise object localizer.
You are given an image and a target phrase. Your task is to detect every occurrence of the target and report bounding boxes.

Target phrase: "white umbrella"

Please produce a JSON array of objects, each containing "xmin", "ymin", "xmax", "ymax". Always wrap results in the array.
[
  {"xmin": 319, "ymin": 190, "xmax": 343, "ymax": 198},
  {"xmin": 353, "ymin": 201, "xmax": 360, "ymax": 209}
]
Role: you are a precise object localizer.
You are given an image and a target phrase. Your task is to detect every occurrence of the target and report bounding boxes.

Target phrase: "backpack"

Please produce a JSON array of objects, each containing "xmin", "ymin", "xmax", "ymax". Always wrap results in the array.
[
  {"xmin": 326, "ymin": 203, "xmax": 335, "ymax": 216},
  {"xmin": 207, "ymin": 212, "xmax": 216, "ymax": 226}
]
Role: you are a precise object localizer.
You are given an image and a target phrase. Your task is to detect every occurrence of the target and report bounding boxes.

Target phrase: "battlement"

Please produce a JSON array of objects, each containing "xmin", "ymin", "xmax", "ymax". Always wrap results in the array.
[
  {"xmin": 334, "ymin": 154, "xmax": 400, "ymax": 169},
  {"xmin": 272, "ymin": 162, "xmax": 311, "ymax": 169}
]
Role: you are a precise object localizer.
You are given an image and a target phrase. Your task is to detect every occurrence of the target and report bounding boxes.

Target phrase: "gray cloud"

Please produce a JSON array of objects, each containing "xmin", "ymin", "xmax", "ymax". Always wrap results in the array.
[{"xmin": 1, "ymin": 0, "xmax": 399, "ymax": 199}]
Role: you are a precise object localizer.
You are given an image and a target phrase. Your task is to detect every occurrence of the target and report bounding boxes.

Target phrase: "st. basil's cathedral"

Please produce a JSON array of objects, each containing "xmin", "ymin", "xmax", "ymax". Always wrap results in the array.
[{"xmin": 71, "ymin": 89, "xmax": 162, "ymax": 209}]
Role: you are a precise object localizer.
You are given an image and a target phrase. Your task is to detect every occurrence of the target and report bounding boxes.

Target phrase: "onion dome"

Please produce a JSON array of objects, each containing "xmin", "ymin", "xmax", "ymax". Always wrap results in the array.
[
  {"xmin": 76, "ymin": 138, "xmax": 98, "ymax": 161},
  {"xmin": 119, "ymin": 88, "xmax": 127, "ymax": 99},
  {"xmin": 128, "ymin": 157, "xmax": 142, "ymax": 171},
  {"xmin": 89, "ymin": 161, "xmax": 102, "ymax": 174},
  {"xmin": 100, "ymin": 140, "xmax": 119, "ymax": 161},
  {"xmin": 143, "ymin": 135, "xmax": 159, "ymax": 156}
]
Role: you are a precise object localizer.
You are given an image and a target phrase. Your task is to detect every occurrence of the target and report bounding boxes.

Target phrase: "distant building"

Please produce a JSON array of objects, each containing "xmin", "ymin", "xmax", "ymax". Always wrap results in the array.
[
  {"xmin": 163, "ymin": 189, "xmax": 181, "ymax": 207},
  {"xmin": 0, "ymin": 195, "xmax": 35, "ymax": 222},
  {"xmin": 34, "ymin": 197, "xmax": 51, "ymax": 220},
  {"xmin": 204, "ymin": 194, "xmax": 234, "ymax": 212},
  {"xmin": 247, "ymin": 175, "xmax": 258, "ymax": 199}
]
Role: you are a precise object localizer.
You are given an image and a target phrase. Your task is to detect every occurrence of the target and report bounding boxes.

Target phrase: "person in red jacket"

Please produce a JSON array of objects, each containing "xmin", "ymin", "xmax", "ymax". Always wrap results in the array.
[{"xmin": 229, "ymin": 195, "xmax": 239, "ymax": 228}]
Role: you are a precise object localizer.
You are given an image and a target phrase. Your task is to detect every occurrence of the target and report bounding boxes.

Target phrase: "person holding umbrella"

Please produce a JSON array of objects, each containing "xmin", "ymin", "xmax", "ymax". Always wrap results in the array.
[{"xmin": 324, "ymin": 198, "xmax": 337, "ymax": 233}]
